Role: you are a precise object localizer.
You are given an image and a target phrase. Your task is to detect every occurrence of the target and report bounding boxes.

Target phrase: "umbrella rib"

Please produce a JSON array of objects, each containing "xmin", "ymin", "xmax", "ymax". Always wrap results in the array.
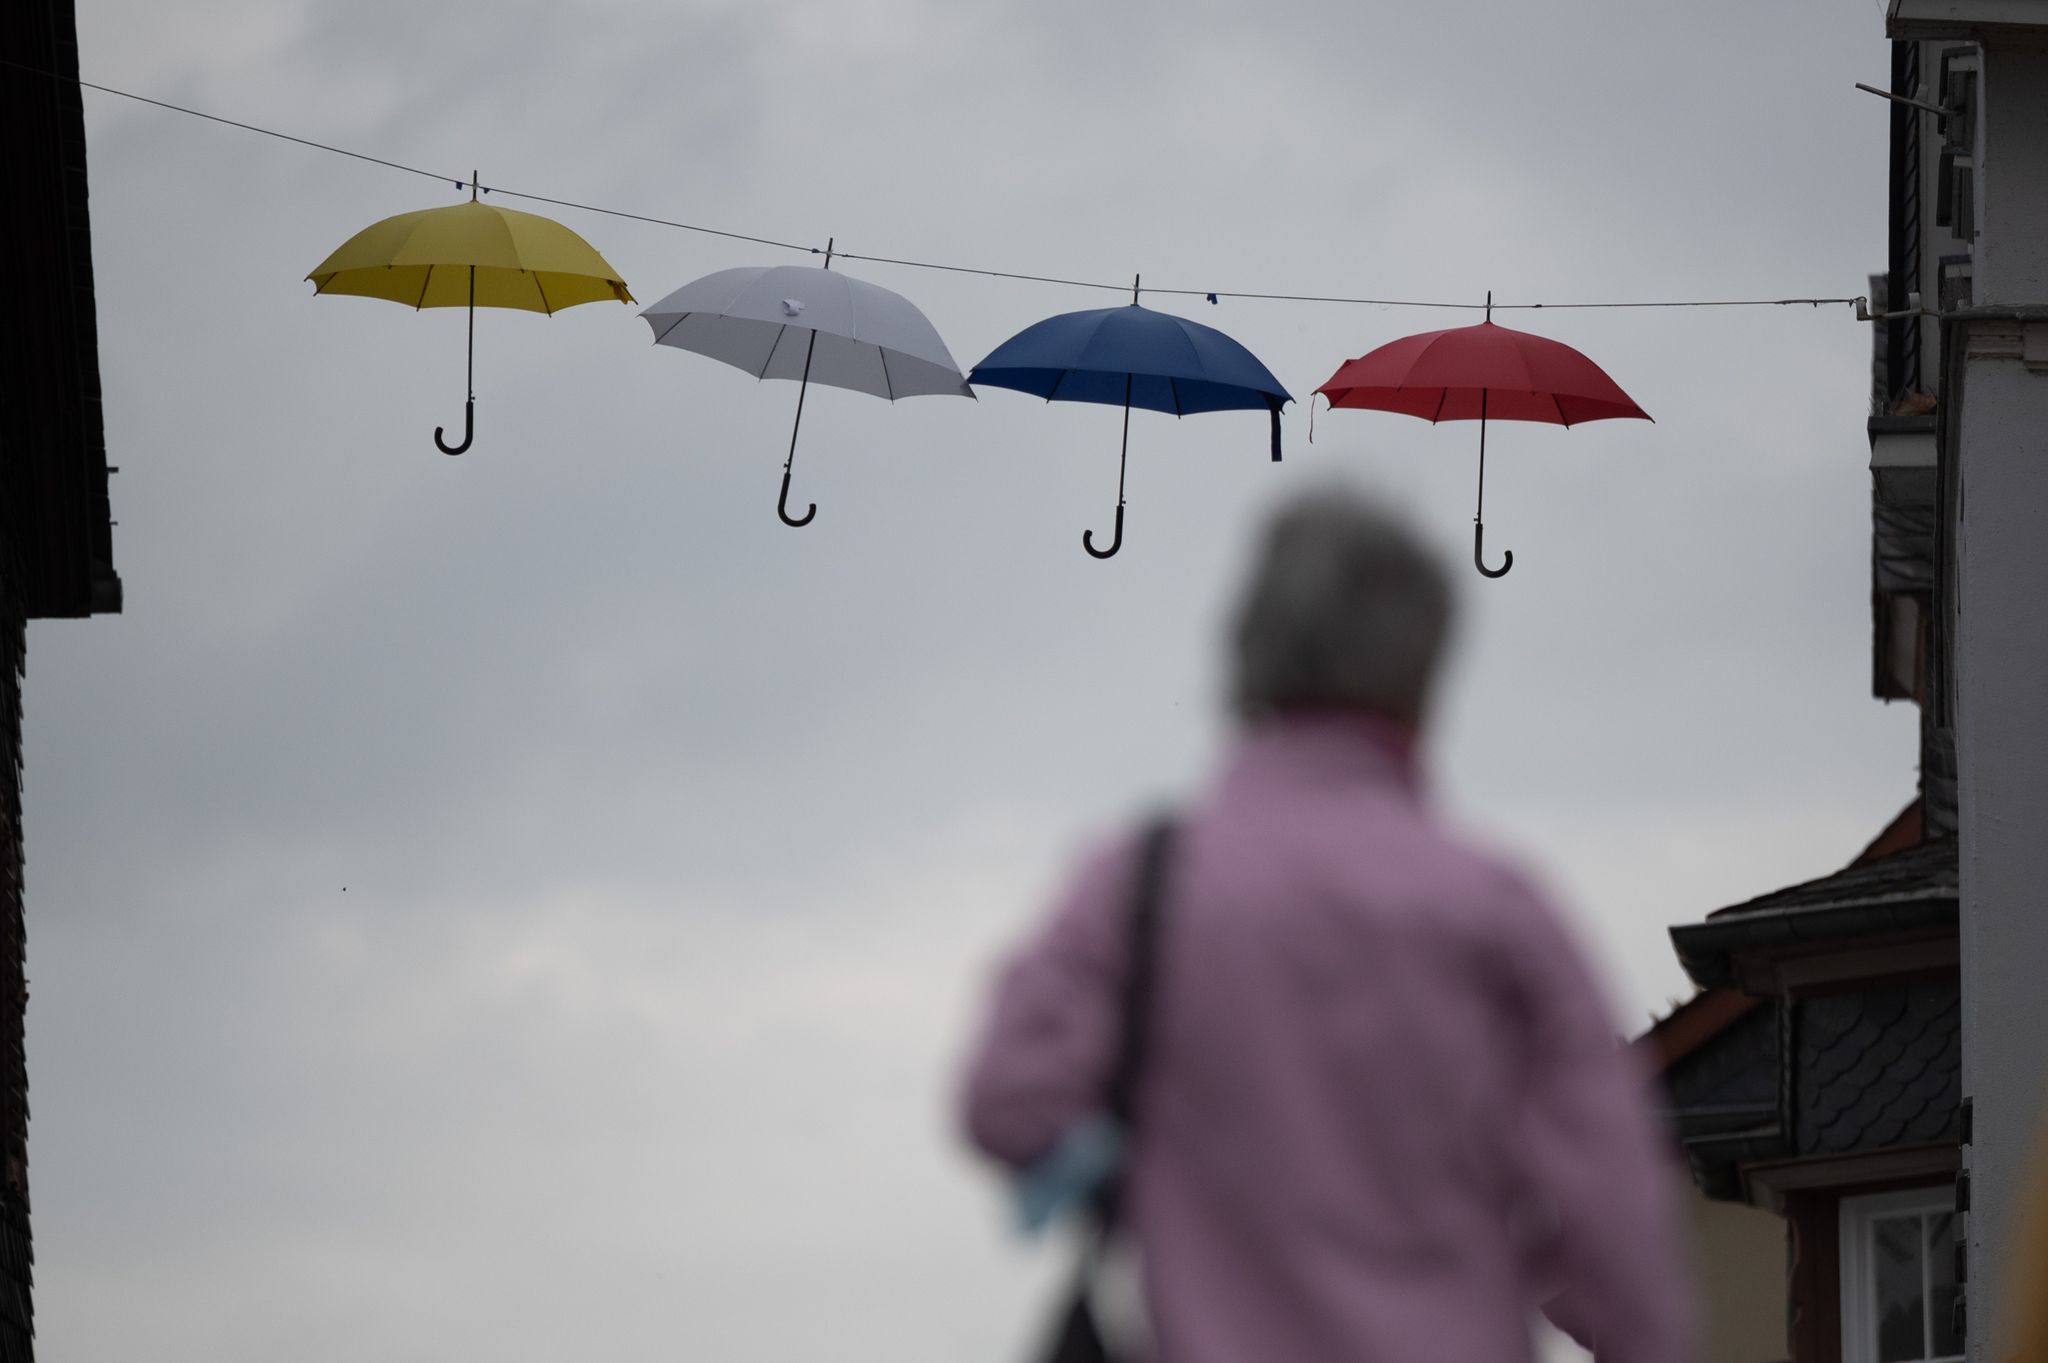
[
  {"xmin": 762, "ymin": 323, "xmax": 790, "ymax": 380},
  {"xmin": 534, "ymin": 273, "xmax": 554, "ymax": 317},
  {"xmin": 843, "ymin": 276, "xmax": 863, "ymax": 352},
  {"xmin": 413, "ymin": 264, "xmax": 432, "ymax": 312},
  {"xmin": 651, "ymin": 311, "xmax": 691, "ymax": 346},
  {"xmin": 880, "ymin": 346, "xmax": 897, "ymax": 401},
  {"xmin": 1170, "ymin": 376, "xmax": 1184, "ymax": 417},
  {"xmin": 1046, "ymin": 368, "xmax": 1069, "ymax": 403}
]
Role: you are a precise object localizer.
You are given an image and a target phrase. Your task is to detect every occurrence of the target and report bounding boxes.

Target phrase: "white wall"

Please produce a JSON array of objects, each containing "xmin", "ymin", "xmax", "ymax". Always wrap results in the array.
[{"xmin": 1953, "ymin": 309, "xmax": 2048, "ymax": 1361}]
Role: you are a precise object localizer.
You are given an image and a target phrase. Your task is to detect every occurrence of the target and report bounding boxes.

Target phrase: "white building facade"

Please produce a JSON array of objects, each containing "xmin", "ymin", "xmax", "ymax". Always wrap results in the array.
[{"xmin": 1883, "ymin": 5, "xmax": 2048, "ymax": 1356}]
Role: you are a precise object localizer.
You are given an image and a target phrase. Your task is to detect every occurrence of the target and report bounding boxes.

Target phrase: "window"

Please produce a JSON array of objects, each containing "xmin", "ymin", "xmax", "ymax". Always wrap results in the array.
[{"xmin": 1841, "ymin": 1188, "xmax": 1964, "ymax": 1363}]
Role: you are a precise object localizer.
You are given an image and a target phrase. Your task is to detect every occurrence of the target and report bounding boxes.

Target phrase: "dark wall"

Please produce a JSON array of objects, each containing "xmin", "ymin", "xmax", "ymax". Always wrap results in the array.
[
  {"xmin": 1, "ymin": 2, "xmax": 120, "ymax": 1354},
  {"xmin": 1, "ymin": 0, "xmax": 120, "ymax": 620}
]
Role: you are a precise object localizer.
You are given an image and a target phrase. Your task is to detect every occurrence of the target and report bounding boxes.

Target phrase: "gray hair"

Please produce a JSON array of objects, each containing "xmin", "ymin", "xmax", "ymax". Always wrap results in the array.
[{"xmin": 1229, "ymin": 487, "xmax": 1456, "ymax": 722}]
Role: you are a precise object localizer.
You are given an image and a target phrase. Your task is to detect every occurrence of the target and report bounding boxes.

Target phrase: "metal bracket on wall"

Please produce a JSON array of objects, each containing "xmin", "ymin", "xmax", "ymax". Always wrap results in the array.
[
  {"xmin": 1854, "ymin": 82, "xmax": 1953, "ymax": 128},
  {"xmin": 2021, "ymin": 323, "xmax": 2048, "ymax": 373},
  {"xmin": 1857, "ymin": 291, "xmax": 1930, "ymax": 322}
]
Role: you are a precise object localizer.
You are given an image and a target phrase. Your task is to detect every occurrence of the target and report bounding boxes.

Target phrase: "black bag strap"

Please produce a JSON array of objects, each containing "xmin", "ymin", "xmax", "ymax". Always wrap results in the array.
[{"xmin": 1094, "ymin": 815, "xmax": 1177, "ymax": 1228}]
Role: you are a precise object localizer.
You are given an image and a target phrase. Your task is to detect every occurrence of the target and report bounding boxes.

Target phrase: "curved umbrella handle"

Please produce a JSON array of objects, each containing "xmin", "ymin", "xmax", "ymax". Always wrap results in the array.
[
  {"xmin": 778, "ymin": 335, "xmax": 820, "ymax": 528},
  {"xmin": 1474, "ymin": 520, "xmax": 1513, "ymax": 579},
  {"xmin": 434, "ymin": 398, "xmax": 474, "ymax": 456},
  {"xmin": 1083, "ymin": 503, "xmax": 1125, "ymax": 560},
  {"xmin": 778, "ymin": 465, "xmax": 817, "ymax": 528}
]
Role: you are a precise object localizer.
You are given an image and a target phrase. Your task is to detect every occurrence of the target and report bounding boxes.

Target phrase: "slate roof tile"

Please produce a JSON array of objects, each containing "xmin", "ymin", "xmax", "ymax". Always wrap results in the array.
[{"xmin": 1795, "ymin": 978, "xmax": 1961, "ymax": 1157}]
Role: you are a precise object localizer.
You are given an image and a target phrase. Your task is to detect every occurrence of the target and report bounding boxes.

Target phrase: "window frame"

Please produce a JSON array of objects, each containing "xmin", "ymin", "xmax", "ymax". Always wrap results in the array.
[{"xmin": 1838, "ymin": 1185, "xmax": 1962, "ymax": 1363}]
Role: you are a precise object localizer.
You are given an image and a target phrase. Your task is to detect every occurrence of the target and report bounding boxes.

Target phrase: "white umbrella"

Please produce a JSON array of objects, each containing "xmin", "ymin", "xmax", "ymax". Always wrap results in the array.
[{"xmin": 640, "ymin": 242, "xmax": 973, "ymax": 526}]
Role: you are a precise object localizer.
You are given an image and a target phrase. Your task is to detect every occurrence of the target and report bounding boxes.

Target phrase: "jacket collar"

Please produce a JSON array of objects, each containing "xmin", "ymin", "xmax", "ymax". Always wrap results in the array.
[{"xmin": 1220, "ymin": 708, "xmax": 1424, "ymax": 799}]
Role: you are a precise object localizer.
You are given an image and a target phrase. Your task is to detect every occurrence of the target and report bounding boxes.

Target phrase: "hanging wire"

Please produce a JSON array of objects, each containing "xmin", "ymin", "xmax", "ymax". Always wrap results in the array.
[
  {"xmin": 832, "ymin": 249, "xmax": 1130, "ymax": 296},
  {"xmin": 1500, "ymin": 296, "xmax": 1854, "ymax": 311},
  {"xmin": 3, "ymin": 61, "xmax": 457, "ymax": 187},
  {"xmin": 478, "ymin": 186, "xmax": 813, "ymax": 254},
  {"xmin": 1, "ymin": 58, "xmax": 816, "ymax": 255},
  {"xmin": 7, "ymin": 58, "xmax": 1865, "ymax": 314},
  {"xmin": 1141, "ymin": 286, "xmax": 1861, "ymax": 311}
]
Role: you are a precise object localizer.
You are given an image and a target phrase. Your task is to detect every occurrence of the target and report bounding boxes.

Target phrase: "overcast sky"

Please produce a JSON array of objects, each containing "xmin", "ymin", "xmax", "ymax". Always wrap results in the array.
[{"xmin": 23, "ymin": 1, "xmax": 1914, "ymax": 1358}]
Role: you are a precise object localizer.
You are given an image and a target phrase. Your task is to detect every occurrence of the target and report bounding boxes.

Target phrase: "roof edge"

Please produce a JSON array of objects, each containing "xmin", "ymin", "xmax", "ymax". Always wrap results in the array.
[{"xmin": 1672, "ymin": 894, "xmax": 1957, "ymax": 990}]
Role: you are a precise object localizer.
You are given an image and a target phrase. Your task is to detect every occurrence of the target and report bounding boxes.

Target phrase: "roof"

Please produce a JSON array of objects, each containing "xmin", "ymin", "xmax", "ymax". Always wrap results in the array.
[
  {"xmin": 1653, "ymin": 830, "xmax": 1962, "ymax": 1202},
  {"xmin": 1, "ymin": 0, "xmax": 120, "ymax": 618},
  {"xmin": 1854, "ymin": 799, "xmax": 1923, "ymax": 865},
  {"xmin": 1671, "ymin": 838, "xmax": 1957, "ymax": 991},
  {"xmin": 1710, "ymin": 835, "xmax": 1956, "ymax": 919},
  {"xmin": 1635, "ymin": 987, "xmax": 1762, "ymax": 1073}
]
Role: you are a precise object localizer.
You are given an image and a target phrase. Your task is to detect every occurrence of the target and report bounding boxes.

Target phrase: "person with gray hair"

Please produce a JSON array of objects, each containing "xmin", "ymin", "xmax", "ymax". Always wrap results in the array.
[
  {"xmin": 959, "ymin": 485, "xmax": 1691, "ymax": 1363},
  {"xmin": 1228, "ymin": 488, "xmax": 1456, "ymax": 726}
]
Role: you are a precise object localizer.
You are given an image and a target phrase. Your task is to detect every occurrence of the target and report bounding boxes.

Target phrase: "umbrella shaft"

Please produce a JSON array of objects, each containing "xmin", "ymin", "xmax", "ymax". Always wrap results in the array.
[
  {"xmin": 787, "ymin": 328, "xmax": 820, "ymax": 473},
  {"xmin": 1117, "ymin": 372, "xmax": 1132, "ymax": 505},
  {"xmin": 1475, "ymin": 391, "xmax": 1488, "ymax": 522}
]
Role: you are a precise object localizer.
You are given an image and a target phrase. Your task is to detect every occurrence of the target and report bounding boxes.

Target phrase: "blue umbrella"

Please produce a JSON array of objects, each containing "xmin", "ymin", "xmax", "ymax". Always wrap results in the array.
[{"xmin": 970, "ymin": 278, "xmax": 1291, "ymax": 559}]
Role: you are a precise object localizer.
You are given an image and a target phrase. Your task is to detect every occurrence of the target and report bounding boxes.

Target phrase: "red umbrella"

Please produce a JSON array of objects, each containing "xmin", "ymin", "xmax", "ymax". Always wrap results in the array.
[{"xmin": 1315, "ymin": 294, "xmax": 1650, "ymax": 578}]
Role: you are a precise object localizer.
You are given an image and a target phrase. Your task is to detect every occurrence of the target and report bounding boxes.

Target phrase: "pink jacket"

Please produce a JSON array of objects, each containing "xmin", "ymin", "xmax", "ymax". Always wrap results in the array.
[{"xmin": 960, "ymin": 713, "xmax": 1691, "ymax": 1363}]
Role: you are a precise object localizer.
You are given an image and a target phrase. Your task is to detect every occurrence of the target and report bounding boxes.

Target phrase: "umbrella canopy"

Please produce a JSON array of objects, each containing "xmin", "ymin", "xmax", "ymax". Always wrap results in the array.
[
  {"xmin": 1316, "ymin": 319, "xmax": 1650, "ymax": 426},
  {"xmin": 970, "ymin": 286, "xmax": 1291, "ymax": 558},
  {"xmin": 640, "ymin": 245, "xmax": 972, "ymax": 526},
  {"xmin": 642, "ymin": 263, "xmax": 971, "ymax": 399},
  {"xmin": 1314, "ymin": 298, "xmax": 1649, "ymax": 577},
  {"xmin": 308, "ymin": 198, "xmax": 633, "ymax": 313},
  {"xmin": 308, "ymin": 181, "xmax": 632, "ymax": 454},
  {"xmin": 971, "ymin": 304, "xmax": 1291, "ymax": 420}
]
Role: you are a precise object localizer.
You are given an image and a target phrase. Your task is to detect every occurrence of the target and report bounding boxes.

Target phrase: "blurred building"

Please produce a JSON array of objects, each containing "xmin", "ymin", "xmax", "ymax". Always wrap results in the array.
[
  {"xmin": 1645, "ymin": 7, "xmax": 2048, "ymax": 1362},
  {"xmin": 0, "ymin": 0, "xmax": 124, "ymax": 1356},
  {"xmin": 1646, "ymin": 822, "xmax": 1960, "ymax": 1363}
]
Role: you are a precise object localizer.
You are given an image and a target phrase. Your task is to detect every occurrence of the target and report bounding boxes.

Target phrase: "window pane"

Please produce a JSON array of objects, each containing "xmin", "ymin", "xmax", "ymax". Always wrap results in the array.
[
  {"xmin": 1875, "ymin": 1215, "xmax": 1926, "ymax": 1363},
  {"xmin": 1928, "ymin": 1213, "xmax": 1962, "ymax": 1358}
]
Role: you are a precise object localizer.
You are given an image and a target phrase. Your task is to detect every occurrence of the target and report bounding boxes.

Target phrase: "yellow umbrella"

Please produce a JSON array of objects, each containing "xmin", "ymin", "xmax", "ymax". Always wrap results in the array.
[{"xmin": 307, "ymin": 175, "xmax": 633, "ymax": 454}]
